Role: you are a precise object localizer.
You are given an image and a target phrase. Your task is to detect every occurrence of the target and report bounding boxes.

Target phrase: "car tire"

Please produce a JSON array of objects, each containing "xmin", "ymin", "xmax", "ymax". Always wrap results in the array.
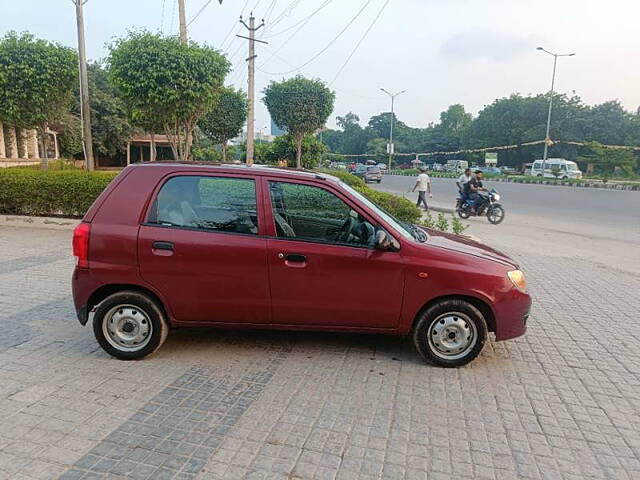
[
  {"xmin": 413, "ymin": 299, "xmax": 487, "ymax": 367},
  {"xmin": 377, "ymin": 180, "xmax": 381, "ymax": 183},
  {"xmin": 93, "ymin": 290, "xmax": 169, "ymax": 360}
]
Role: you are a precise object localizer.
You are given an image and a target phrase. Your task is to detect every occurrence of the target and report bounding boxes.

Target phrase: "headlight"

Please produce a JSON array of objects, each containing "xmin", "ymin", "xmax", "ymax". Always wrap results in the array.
[
  {"xmin": 493, "ymin": 194, "xmax": 501, "ymax": 201},
  {"xmin": 507, "ymin": 270, "xmax": 527, "ymax": 292}
]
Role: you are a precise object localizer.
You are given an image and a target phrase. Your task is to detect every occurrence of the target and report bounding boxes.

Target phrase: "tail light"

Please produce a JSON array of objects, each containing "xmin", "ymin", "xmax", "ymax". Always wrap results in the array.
[{"xmin": 73, "ymin": 222, "xmax": 91, "ymax": 268}]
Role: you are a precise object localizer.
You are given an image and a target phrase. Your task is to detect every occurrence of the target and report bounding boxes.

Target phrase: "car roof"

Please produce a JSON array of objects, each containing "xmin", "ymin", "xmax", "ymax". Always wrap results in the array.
[{"xmin": 127, "ymin": 161, "xmax": 343, "ymax": 184}]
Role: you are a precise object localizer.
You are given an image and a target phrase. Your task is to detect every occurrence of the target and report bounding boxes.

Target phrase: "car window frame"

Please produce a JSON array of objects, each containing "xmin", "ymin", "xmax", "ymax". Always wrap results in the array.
[
  {"xmin": 140, "ymin": 171, "xmax": 266, "ymax": 238},
  {"xmin": 261, "ymin": 176, "xmax": 386, "ymax": 250}
]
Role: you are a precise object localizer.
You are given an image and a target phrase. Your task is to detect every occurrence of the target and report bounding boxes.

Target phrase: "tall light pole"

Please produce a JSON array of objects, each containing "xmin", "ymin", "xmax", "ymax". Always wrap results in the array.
[
  {"xmin": 537, "ymin": 47, "xmax": 575, "ymax": 171},
  {"xmin": 73, "ymin": 0, "xmax": 95, "ymax": 171},
  {"xmin": 380, "ymin": 88, "xmax": 405, "ymax": 171}
]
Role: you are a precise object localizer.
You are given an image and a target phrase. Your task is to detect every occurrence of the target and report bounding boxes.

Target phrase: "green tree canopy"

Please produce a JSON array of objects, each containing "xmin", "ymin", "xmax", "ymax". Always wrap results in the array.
[
  {"xmin": 199, "ymin": 87, "xmax": 247, "ymax": 162},
  {"xmin": 107, "ymin": 31, "xmax": 230, "ymax": 161},
  {"xmin": 0, "ymin": 32, "xmax": 77, "ymax": 167},
  {"xmin": 266, "ymin": 134, "xmax": 326, "ymax": 169},
  {"xmin": 263, "ymin": 75, "xmax": 335, "ymax": 168}
]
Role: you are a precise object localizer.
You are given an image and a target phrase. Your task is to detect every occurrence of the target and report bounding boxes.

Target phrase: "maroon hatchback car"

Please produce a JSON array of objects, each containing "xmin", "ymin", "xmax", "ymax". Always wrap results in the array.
[{"xmin": 72, "ymin": 163, "xmax": 530, "ymax": 367}]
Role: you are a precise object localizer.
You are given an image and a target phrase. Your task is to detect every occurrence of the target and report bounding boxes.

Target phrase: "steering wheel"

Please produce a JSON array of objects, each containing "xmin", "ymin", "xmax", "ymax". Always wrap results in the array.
[{"xmin": 337, "ymin": 216, "xmax": 357, "ymax": 242}]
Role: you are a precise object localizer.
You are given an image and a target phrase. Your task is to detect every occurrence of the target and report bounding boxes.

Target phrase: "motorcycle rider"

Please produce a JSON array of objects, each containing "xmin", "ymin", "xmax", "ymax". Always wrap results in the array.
[
  {"xmin": 465, "ymin": 170, "xmax": 487, "ymax": 212},
  {"xmin": 456, "ymin": 168, "xmax": 472, "ymax": 203}
]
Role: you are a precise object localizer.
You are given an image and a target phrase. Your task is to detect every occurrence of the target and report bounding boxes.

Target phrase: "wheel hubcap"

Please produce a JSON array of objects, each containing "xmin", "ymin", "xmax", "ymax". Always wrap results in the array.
[
  {"xmin": 102, "ymin": 305, "xmax": 152, "ymax": 352},
  {"xmin": 427, "ymin": 312, "xmax": 477, "ymax": 360}
]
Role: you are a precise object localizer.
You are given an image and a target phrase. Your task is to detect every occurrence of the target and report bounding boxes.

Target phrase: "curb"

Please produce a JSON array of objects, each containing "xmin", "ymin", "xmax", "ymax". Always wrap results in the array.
[{"xmin": 0, "ymin": 215, "xmax": 78, "ymax": 230}]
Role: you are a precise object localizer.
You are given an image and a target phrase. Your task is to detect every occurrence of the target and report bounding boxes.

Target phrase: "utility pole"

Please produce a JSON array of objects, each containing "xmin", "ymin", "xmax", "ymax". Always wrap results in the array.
[
  {"xmin": 239, "ymin": 14, "xmax": 266, "ymax": 166},
  {"xmin": 536, "ymin": 47, "xmax": 575, "ymax": 172},
  {"xmin": 178, "ymin": 0, "xmax": 188, "ymax": 43},
  {"xmin": 73, "ymin": 0, "xmax": 95, "ymax": 171},
  {"xmin": 380, "ymin": 88, "xmax": 406, "ymax": 171}
]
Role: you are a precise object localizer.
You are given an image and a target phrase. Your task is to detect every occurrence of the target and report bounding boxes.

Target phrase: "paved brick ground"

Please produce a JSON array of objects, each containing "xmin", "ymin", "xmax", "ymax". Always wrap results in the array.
[{"xmin": 1, "ymin": 225, "xmax": 639, "ymax": 480}]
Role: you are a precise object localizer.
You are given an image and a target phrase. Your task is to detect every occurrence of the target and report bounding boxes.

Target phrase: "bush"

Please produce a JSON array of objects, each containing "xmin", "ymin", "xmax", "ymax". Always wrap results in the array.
[
  {"xmin": 0, "ymin": 168, "xmax": 118, "ymax": 217},
  {"xmin": 318, "ymin": 169, "xmax": 421, "ymax": 223}
]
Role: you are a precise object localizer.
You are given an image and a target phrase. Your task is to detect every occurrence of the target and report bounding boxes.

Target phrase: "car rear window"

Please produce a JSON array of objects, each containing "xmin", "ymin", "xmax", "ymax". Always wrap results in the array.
[
  {"xmin": 147, "ymin": 175, "xmax": 258, "ymax": 235},
  {"xmin": 367, "ymin": 167, "xmax": 380, "ymax": 173}
]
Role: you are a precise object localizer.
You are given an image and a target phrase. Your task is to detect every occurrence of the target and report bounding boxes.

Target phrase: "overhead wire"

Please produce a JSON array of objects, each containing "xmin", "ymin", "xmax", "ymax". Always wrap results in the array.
[
  {"xmin": 258, "ymin": 0, "xmax": 373, "ymax": 75},
  {"xmin": 160, "ymin": 0, "xmax": 166, "ymax": 33},
  {"xmin": 169, "ymin": 0, "xmax": 177, "ymax": 34},
  {"xmin": 330, "ymin": 0, "xmax": 391, "ymax": 86},
  {"xmin": 258, "ymin": 0, "xmax": 333, "ymax": 68}
]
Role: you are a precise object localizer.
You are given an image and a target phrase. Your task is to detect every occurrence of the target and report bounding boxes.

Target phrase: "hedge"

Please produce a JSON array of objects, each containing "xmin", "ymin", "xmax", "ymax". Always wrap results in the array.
[
  {"xmin": 317, "ymin": 169, "xmax": 421, "ymax": 223},
  {"xmin": 0, "ymin": 169, "xmax": 119, "ymax": 218},
  {"xmin": 0, "ymin": 167, "xmax": 422, "ymax": 224}
]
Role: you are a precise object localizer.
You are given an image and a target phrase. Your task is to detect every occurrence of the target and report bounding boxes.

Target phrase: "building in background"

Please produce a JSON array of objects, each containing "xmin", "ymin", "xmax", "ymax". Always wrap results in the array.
[{"xmin": 271, "ymin": 118, "xmax": 286, "ymax": 136}]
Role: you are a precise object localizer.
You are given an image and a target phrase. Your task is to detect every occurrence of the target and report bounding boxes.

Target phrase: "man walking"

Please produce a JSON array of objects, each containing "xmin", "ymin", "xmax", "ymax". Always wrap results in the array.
[{"xmin": 412, "ymin": 167, "xmax": 432, "ymax": 210}]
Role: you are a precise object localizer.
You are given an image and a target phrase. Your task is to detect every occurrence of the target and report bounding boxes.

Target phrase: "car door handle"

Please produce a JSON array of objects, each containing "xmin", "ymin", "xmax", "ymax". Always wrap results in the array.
[
  {"xmin": 152, "ymin": 241, "xmax": 174, "ymax": 252},
  {"xmin": 285, "ymin": 253, "xmax": 306, "ymax": 262},
  {"xmin": 278, "ymin": 252, "xmax": 307, "ymax": 268}
]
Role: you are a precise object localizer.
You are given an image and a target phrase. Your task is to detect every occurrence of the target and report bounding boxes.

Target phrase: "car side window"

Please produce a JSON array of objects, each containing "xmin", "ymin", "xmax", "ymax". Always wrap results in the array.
[
  {"xmin": 269, "ymin": 181, "xmax": 376, "ymax": 247},
  {"xmin": 148, "ymin": 176, "xmax": 258, "ymax": 235}
]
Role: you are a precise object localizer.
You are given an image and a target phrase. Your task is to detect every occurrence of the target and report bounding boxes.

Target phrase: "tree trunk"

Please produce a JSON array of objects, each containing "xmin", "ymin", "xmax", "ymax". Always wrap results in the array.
[
  {"xmin": 38, "ymin": 127, "xmax": 49, "ymax": 170},
  {"xmin": 222, "ymin": 140, "xmax": 228, "ymax": 163},
  {"xmin": 184, "ymin": 129, "xmax": 193, "ymax": 162},
  {"xmin": 150, "ymin": 132, "xmax": 156, "ymax": 162},
  {"xmin": 295, "ymin": 134, "xmax": 303, "ymax": 169}
]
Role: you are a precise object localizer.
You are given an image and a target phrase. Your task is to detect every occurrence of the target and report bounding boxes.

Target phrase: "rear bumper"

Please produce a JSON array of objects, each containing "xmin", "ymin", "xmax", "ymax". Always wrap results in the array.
[
  {"xmin": 72, "ymin": 266, "xmax": 100, "ymax": 326},
  {"xmin": 492, "ymin": 290, "xmax": 531, "ymax": 341}
]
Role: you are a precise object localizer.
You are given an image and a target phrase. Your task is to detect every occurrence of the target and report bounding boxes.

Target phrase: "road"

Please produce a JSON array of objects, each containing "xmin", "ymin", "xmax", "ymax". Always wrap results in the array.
[{"xmin": 372, "ymin": 175, "xmax": 640, "ymax": 274}]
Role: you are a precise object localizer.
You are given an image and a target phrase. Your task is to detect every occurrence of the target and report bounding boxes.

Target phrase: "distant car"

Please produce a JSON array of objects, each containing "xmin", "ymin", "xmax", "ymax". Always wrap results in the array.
[
  {"xmin": 500, "ymin": 167, "xmax": 517, "ymax": 175},
  {"xmin": 377, "ymin": 163, "xmax": 387, "ymax": 171},
  {"xmin": 480, "ymin": 167, "xmax": 502, "ymax": 175},
  {"xmin": 355, "ymin": 165, "xmax": 382, "ymax": 183}
]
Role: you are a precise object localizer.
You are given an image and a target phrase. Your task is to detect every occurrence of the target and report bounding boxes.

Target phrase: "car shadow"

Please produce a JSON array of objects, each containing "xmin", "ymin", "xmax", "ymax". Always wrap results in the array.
[{"xmin": 159, "ymin": 327, "xmax": 426, "ymax": 365}]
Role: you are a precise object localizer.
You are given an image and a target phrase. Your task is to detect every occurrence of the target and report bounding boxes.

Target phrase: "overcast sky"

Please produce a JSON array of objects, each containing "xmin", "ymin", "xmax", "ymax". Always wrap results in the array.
[{"xmin": 2, "ymin": 0, "xmax": 639, "ymax": 132}]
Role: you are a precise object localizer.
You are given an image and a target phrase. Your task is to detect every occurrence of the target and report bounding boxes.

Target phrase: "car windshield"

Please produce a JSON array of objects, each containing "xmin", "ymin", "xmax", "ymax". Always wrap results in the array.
[
  {"xmin": 567, "ymin": 163, "xmax": 579, "ymax": 171},
  {"xmin": 339, "ymin": 182, "xmax": 418, "ymax": 242}
]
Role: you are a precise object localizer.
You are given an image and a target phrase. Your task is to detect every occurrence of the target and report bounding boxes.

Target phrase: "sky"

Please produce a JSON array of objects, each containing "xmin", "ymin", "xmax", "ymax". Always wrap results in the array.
[{"xmin": 2, "ymin": 0, "xmax": 639, "ymax": 133}]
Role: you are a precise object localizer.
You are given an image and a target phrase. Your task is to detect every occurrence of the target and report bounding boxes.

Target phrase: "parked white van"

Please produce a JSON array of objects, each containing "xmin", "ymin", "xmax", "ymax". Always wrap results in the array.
[
  {"xmin": 531, "ymin": 158, "xmax": 582, "ymax": 179},
  {"xmin": 446, "ymin": 159, "xmax": 469, "ymax": 173}
]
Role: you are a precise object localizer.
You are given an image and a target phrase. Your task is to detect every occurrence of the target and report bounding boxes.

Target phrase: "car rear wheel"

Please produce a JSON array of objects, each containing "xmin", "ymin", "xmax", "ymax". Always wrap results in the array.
[
  {"xmin": 93, "ymin": 291, "xmax": 168, "ymax": 360},
  {"xmin": 413, "ymin": 299, "xmax": 487, "ymax": 367}
]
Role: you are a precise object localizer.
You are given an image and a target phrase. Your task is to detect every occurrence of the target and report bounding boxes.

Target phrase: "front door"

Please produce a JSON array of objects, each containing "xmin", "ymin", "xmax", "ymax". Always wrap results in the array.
[
  {"xmin": 265, "ymin": 179, "xmax": 405, "ymax": 329},
  {"xmin": 138, "ymin": 174, "xmax": 271, "ymax": 324}
]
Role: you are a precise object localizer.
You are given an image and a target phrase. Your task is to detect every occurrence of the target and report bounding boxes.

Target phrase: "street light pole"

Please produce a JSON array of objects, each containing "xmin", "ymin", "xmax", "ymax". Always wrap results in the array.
[
  {"xmin": 380, "ymin": 88, "xmax": 406, "ymax": 171},
  {"xmin": 537, "ymin": 47, "xmax": 575, "ymax": 172}
]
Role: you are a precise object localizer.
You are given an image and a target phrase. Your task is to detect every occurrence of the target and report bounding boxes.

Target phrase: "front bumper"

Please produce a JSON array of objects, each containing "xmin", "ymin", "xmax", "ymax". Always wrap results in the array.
[{"xmin": 493, "ymin": 290, "xmax": 531, "ymax": 341}]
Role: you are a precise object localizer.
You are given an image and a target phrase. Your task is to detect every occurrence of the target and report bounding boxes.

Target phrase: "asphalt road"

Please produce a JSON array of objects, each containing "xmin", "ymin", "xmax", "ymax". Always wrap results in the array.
[{"xmin": 371, "ymin": 175, "xmax": 640, "ymax": 273}]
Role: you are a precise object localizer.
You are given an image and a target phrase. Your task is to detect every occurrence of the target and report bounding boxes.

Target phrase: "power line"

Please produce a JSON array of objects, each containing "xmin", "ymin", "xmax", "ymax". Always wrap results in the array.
[
  {"xmin": 188, "ymin": 0, "xmax": 220, "ymax": 26},
  {"xmin": 265, "ymin": 0, "xmax": 303, "ymax": 32},
  {"xmin": 259, "ymin": 0, "xmax": 373, "ymax": 75},
  {"xmin": 330, "ymin": 0, "xmax": 390, "ymax": 86},
  {"xmin": 251, "ymin": 0, "xmax": 264, "ymax": 12},
  {"xmin": 259, "ymin": 0, "xmax": 333, "ymax": 68},
  {"xmin": 170, "ymin": 0, "xmax": 177, "ymax": 34},
  {"xmin": 263, "ymin": 0, "xmax": 278, "ymax": 22}
]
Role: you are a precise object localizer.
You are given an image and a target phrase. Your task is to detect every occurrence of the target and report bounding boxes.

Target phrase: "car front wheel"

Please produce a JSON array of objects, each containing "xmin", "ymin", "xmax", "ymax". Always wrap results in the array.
[
  {"xmin": 93, "ymin": 291, "xmax": 169, "ymax": 360},
  {"xmin": 413, "ymin": 299, "xmax": 487, "ymax": 367}
]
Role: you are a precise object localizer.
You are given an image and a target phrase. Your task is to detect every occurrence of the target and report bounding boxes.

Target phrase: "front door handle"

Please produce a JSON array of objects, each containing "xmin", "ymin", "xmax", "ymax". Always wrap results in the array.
[
  {"xmin": 285, "ymin": 253, "xmax": 306, "ymax": 263},
  {"xmin": 278, "ymin": 252, "xmax": 307, "ymax": 268},
  {"xmin": 153, "ymin": 241, "xmax": 174, "ymax": 251}
]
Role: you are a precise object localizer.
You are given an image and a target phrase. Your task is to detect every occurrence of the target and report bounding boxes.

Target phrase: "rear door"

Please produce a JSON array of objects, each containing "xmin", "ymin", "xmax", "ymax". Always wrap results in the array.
[
  {"xmin": 138, "ymin": 173, "xmax": 271, "ymax": 324},
  {"xmin": 263, "ymin": 178, "xmax": 405, "ymax": 329}
]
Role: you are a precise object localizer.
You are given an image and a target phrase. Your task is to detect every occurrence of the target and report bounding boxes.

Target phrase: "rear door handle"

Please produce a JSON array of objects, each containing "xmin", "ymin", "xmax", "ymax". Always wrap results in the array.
[{"xmin": 152, "ymin": 241, "xmax": 174, "ymax": 251}]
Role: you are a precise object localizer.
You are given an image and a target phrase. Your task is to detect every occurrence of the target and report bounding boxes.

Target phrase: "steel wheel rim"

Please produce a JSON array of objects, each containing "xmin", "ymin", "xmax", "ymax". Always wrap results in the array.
[
  {"xmin": 427, "ymin": 312, "xmax": 477, "ymax": 360},
  {"xmin": 102, "ymin": 304, "xmax": 153, "ymax": 352}
]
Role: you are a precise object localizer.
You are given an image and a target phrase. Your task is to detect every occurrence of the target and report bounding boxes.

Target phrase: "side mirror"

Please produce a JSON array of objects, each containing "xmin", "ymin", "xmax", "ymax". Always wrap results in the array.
[{"xmin": 374, "ymin": 229, "xmax": 400, "ymax": 252}]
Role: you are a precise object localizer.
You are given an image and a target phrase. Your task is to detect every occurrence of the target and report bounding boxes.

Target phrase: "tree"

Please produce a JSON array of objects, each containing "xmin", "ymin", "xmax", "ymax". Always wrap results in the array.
[
  {"xmin": 108, "ymin": 31, "xmax": 230, "ymax": 161},
  {"xmin": 266, "ymin": 133, "xmax": 325, "ymax": 168},
  {"xmin": 0, "ymin": 32, "xmax": 77, "ymax": 168},
  {"xmin": 199, "ymin": 87, "xmax": 247, "ymax": 162},
  {"xmin": 263, "ymin": 75, "xmax": 335, "ymax": 168},
  {"xmin": 578, "ymin": 141, "xmax": 637, "ymax": 177}
]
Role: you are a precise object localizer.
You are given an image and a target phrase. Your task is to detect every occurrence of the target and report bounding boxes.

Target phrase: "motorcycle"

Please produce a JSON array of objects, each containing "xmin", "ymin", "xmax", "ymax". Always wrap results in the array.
[{"xmin": 456, "ymin": 188, "xmax": 505, "ymax": 225}]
